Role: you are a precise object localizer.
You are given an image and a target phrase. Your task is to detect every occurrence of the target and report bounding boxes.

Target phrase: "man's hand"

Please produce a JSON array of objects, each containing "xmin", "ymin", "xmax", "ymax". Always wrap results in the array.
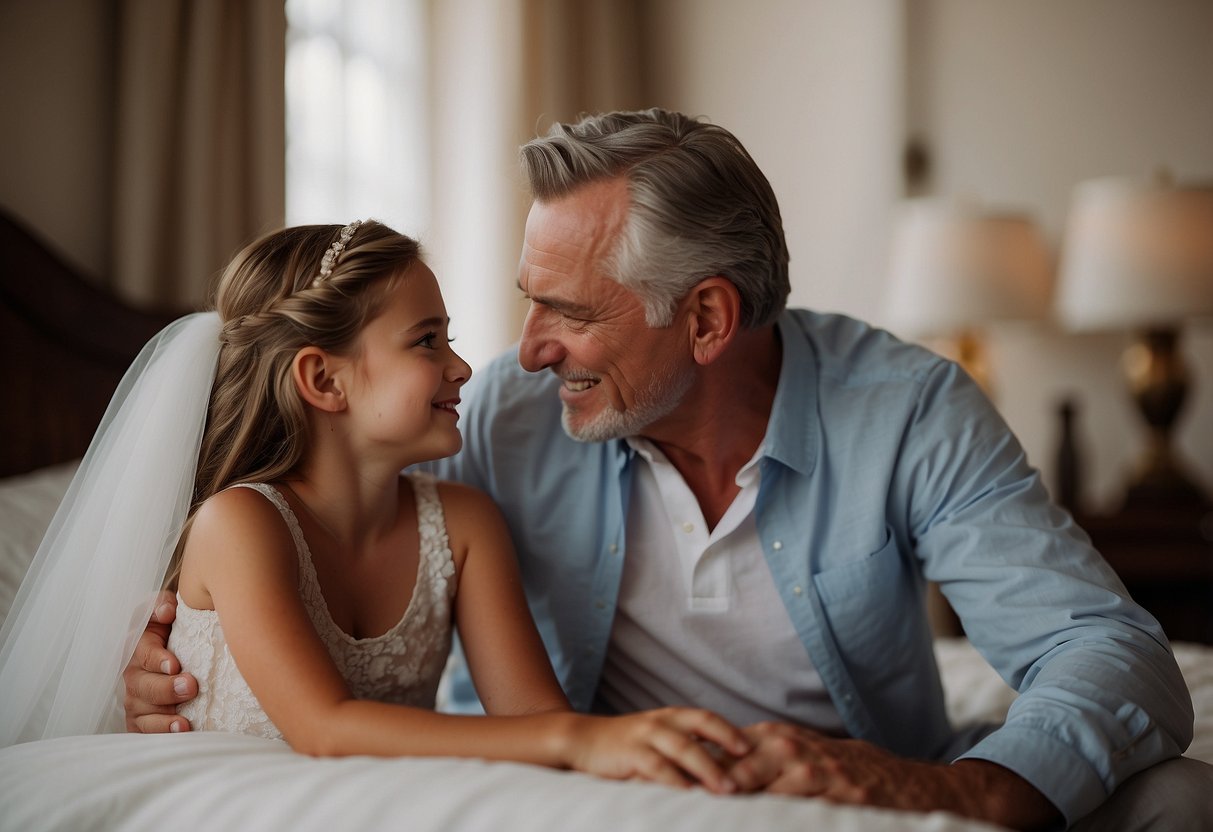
[
  {"xmin": 122, "ymin": 590, "xmax": 198, "ymax": 733},
  {"xmin": 726, "ymin": 722, "xmax": 1060, "ymax": 831}
]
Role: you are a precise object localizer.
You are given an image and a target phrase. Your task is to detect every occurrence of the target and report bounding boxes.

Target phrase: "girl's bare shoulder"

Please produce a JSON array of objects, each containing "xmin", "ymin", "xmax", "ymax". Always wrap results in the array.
[
  {"xmin": 187, "ymin": 486, "xmax": 296, "ymax": 560},
  {"xmin": 425, "ymin": 478, "xmax": 512, "ymax": 565},
  {"xmin": 429, "ymin": 478, "xmax": 503, "ymax": 519},
  {"xmin": 179, "ymin": 485, "xmax": 298, "ymax": 605}
]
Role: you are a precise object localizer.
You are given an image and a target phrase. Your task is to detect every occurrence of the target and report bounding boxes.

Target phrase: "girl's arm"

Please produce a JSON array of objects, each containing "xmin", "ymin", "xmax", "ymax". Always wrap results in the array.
[
  {"xmin": 438, "ymin": 481, "xmax": 568, "ymax": 715},
  {"xmin": 185, "ymin": 487, "xmax": 746, "ymax": 792},
  {"xmin": 440, "ymin": 482, "xmax": 749, "ymax": 791}
]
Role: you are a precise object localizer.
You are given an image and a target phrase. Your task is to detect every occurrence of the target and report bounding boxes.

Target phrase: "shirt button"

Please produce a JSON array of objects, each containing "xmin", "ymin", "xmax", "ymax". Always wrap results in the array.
[
  {"xmin": 608, "ymin": 543, "xmax": 619, "ymax": 554},
  {"xmin": 792, "ymin": 585, "xmax": 803, "ymax": 596},
  {"xmin": 681, "ymin": 522, "xmax": 694, "ymax": 534},
  {"xmin": 594, "ymin": 600, "xmax": 606, "ymax": 610},
  {"xmin": 772, "ymin": 540, "xmax": 783, "ymax": 551}
]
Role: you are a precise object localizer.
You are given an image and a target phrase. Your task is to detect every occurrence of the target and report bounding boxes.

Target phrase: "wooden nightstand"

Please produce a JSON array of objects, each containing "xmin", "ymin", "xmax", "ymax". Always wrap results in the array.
[{"xmin": 1076, "ymin": 503, "xmax": 1213, "ymax": 645}]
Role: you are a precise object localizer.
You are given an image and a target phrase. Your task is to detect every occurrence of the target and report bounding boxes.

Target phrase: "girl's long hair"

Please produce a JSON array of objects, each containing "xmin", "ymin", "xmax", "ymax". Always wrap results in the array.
[{"xmin": 166, "ymin": 221, "xmax": 420, "ymax": 585}]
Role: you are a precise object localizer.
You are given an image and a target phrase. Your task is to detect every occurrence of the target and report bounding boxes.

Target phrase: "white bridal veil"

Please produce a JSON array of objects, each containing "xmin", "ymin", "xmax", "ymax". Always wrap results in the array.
[{"xmin": 0, "ymin": 313, "xmax": 221, "ymax": 745}]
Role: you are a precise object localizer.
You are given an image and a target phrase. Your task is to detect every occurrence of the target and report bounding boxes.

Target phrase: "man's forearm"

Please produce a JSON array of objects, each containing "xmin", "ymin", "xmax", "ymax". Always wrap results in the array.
[{"xmin": 947, "ymin": 760, "xmax": 1060, "ymax": 831}]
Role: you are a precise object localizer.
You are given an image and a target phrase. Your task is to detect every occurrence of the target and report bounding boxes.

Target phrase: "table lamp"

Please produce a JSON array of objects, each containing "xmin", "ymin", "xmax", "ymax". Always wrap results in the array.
[
  {"xmin": 884, "ymin": 198, "xmax": 1054, "ymax": 392},
  {"xmin": 1056, "ymin": 176, "xmax": 1213, "ymax": 507}
]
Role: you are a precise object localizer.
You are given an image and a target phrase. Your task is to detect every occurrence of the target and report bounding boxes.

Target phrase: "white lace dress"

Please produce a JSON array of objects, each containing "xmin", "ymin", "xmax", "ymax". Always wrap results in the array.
[{"xmin": 168, "ymin": 473, "xmax": 456, "ymax": 738}]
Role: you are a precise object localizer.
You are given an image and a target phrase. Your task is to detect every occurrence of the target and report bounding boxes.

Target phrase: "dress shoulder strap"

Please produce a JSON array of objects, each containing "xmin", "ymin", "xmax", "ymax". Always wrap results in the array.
[
  {"xmin": 404, "ymin": 472, "xmax": 455, "ymax": 601},
  {"xmin": 406, "ymin": 470, "xmax": 438, "ymax": 507},
  {"xmin": 229, "ymin": 481, "xmax": 286, "ymax": 510}
]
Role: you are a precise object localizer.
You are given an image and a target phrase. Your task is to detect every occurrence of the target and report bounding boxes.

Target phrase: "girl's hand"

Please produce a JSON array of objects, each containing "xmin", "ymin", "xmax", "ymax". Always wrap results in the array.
[{"xmin": 560, "ymin": 708, "xmax": 750, "ymax": 794}]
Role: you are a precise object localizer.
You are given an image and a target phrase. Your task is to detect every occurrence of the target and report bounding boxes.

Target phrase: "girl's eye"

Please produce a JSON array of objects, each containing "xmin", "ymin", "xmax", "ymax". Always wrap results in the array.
[{"xmin": 415, "ymin": 333, "xmax": 456, "ymax": 350}]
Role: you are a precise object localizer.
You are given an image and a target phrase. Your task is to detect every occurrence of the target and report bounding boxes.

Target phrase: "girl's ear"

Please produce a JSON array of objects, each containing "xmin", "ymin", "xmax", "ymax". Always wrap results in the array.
[
  {"xmin": 292, "ymin": 347, "xmax": 348, "ymax": 412},
  {"xmin": 685, "ymin": 276, "xmax": 741, "ymax": 366}
]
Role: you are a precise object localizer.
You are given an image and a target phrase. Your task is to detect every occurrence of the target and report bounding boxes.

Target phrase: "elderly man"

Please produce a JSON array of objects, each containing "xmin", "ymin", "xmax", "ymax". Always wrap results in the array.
[{"xmin": 127, "ymin": 109, "xmax": 1201, "ymax": 830}]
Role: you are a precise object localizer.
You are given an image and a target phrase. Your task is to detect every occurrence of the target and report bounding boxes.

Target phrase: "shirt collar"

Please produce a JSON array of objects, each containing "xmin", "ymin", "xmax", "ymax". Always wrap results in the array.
[
  {"xmin": 761, "ymin": 310, "xmax": 818, "ymax": 477},
  {"xmin": 611, "ymin": 309, "xmax": 819, "ymax": 477},
  {"xmin": 625, "ymin": 435, "xmax": 765, "ymax": 488}
]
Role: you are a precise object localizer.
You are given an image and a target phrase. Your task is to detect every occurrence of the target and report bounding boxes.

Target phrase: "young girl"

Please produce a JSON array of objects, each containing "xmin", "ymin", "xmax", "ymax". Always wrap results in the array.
[{"xmin": 0, "ymin": 221, "xmax": 747, "ymax": 791}]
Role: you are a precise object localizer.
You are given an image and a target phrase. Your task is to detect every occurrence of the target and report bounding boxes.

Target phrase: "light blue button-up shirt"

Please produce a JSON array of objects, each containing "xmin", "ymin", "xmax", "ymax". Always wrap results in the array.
[{"xmin": 426, "ymin": 308, "xmax": 1192, "ymax": 825}]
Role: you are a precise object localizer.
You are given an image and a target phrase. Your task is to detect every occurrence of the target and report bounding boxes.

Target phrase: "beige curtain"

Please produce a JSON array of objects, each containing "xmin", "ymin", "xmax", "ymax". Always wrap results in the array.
[
  {"xmin": 110, "ymin": 0, "xmax": 285, "ymax": 310},
  {"xmin": 520, "ymin": 0, "xmax": 647, "ymax": 132},
  {"xmin": 425, "ymin": 0, "xmax": 647, "ymax": 369}
]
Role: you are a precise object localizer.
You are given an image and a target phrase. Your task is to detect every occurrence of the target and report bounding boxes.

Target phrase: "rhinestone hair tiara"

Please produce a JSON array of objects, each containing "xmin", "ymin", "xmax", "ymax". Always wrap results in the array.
[{"xmin": 312, "ymin": 220, "xmax": 363, "ymax": 287}]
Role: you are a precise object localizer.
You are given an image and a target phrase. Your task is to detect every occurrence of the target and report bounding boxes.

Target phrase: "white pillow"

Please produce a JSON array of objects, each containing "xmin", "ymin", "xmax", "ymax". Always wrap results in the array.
[{"xmin": 0, "ymin": 461, "xmax": 78, "ymax": 625}]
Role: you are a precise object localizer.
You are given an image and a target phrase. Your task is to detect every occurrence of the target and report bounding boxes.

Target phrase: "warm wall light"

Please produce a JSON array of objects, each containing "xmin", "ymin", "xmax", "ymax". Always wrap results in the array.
[
  {"xmin": 1057, "ymin": 176, "xmax": 1213, "ymax": 507},
  {"xmin": 884, "ymin": 199, "xmax": 1053, "ymax": 392}
]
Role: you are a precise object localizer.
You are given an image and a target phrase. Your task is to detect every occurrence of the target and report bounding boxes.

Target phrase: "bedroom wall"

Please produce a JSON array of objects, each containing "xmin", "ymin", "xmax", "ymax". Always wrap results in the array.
[
  {"xmin": 907, "ymin": 0, "xmax": 1213, "ymax": 513},
  {"xmin": 0, "ymin": 0, "xmax": 114, "ymax": 282},
  {"xmin": 645, "ymin": 0, "xmax": 1213, "ymax": 513},
  {"xmin": 643, "ymin": 0, "xmax": 905, "ymax": 327}
]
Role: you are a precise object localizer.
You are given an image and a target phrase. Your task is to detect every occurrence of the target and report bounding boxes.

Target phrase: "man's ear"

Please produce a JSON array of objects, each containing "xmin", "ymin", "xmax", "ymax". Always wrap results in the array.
[
  {"xmin": 685, "ymin": 277, "xmax": 741, "ymax": 366},
  {"xmin": 292, "ymin": 347, "xmax": 347, "ymax": 412}
]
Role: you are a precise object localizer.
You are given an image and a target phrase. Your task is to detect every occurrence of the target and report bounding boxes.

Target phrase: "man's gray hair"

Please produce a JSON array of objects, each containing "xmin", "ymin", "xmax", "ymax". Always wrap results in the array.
[{"xmin": 519, "ymin": 108, "xmax": 790, "ymax": 329}]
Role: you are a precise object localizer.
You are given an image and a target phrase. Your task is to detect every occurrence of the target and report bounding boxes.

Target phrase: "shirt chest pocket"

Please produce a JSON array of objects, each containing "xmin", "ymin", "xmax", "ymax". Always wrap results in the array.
[{"xmin": 812, "ymin": 530, "xmax": 929, "ymax": 683}]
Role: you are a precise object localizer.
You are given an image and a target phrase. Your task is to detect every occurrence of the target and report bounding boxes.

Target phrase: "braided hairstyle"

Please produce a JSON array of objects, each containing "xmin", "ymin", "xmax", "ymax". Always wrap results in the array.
[{"xmin": 193, "ymin": 221, "xmax": 421, "ymax": 508}]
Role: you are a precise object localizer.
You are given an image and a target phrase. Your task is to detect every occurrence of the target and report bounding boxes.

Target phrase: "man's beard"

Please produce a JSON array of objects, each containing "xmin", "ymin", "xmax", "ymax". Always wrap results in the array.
[{"xmin": 560, "ymin": 357, "xmax": 695, "ymax": 443}]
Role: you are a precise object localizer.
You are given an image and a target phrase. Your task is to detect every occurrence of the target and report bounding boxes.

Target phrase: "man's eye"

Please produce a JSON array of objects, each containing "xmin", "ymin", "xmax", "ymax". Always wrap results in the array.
[{"xmin": 416, "ymin": 332, "xmax": 438, "ymax": 349}]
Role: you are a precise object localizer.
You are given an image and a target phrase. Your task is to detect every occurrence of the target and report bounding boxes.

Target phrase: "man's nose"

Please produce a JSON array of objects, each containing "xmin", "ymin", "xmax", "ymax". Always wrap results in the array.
[{"xmin": 518, "ymin": 306, "xmax": 561, "ymax": 372}]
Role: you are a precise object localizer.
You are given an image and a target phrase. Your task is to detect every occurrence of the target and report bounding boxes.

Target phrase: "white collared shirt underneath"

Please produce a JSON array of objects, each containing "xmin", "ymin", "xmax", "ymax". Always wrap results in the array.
[{"xmin": 594, "ymin": 437, "xmax": 845, "ymax": 734}]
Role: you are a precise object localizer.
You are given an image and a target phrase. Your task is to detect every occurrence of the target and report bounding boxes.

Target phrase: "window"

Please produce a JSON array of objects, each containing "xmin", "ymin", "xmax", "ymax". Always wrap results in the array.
[{"xmin": 285, "ymin": 0, "xmax": 428, "ymax": 233}]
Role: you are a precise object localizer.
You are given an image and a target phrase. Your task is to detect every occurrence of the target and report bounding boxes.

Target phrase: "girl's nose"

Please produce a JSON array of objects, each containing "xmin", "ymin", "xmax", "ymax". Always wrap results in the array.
[{"xmin": 446, "ymin": 345, "xmax": 472, "ymax": 384}]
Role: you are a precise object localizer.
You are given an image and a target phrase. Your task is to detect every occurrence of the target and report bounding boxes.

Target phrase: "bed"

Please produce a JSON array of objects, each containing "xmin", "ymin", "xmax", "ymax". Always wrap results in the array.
[{"xmin": 1, "ymin": 209, "xmax": 1211, "ymax": 831}]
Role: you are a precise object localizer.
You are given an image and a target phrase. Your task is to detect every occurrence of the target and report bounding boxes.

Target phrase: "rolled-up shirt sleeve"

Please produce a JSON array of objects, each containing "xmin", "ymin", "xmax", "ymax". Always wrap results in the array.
[{"xmin": 901, "ymin": 360, "xmax": 1194, "ymax": 824}]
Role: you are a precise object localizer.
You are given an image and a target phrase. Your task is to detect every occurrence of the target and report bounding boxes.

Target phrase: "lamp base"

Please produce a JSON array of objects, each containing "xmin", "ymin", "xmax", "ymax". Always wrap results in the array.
[
  {"xmin": 1120, "ymin": 327, "xmax": 1211, "ymax": 511},
  {"xmin": 1122, "ymin": 457, "xmax": 1210, "ymax": 510}
]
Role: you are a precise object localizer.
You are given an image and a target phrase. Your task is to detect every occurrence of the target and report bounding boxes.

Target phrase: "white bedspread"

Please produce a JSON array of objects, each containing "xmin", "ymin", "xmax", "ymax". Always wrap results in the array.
[{"xmin": 0, "ymin": 732, "xmax": 1006, "ymax": 832}]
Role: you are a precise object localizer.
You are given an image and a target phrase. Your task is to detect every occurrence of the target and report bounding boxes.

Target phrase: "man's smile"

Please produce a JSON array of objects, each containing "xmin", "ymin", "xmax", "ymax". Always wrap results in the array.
[{"xmin": 562, "ymin": 378, "xmax": 598, "ymax": 393}]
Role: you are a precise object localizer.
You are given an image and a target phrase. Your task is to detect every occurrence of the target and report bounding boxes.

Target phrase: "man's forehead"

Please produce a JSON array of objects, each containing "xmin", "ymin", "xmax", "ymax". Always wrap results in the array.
[
  {"xmin": 520, "ymin": 182, "xmax": 630, "ymax": 291},
  {"xmin": 526, "ymin": 180, "xmax": 628, "ymax": 248},
  {"xmin": 520, "ymin": 215, "xmax": 585, "ymax": 271}
]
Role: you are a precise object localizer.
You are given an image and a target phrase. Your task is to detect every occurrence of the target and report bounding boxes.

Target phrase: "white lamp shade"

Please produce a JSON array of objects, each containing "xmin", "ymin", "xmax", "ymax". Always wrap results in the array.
[
  {"xmin": 884, "ymin": 199, "xmax": 1054, "ymax": 337},
  {"xmin": 1057, "ymin": 178, "xmax": 1213, "ymax": 331}
]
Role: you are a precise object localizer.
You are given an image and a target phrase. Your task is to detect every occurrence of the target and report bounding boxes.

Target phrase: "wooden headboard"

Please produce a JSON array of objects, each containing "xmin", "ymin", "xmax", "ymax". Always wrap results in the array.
[{"xmin": 0, "ymin": 210, "xmax": 181, "ymax": 477}]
